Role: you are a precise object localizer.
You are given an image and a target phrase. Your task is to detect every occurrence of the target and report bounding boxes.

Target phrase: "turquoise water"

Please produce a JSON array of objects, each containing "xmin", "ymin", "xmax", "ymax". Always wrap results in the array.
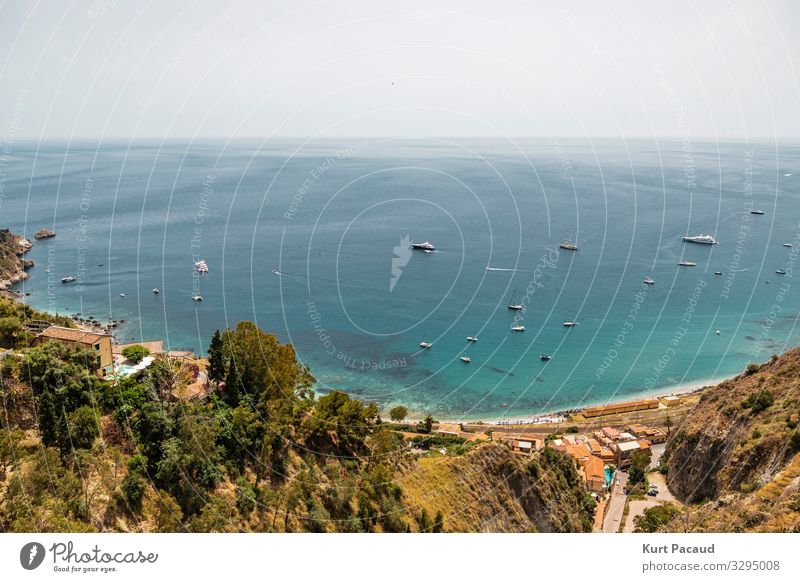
[{"xmin": 2, "ymin": 139, "xmax": 800, "ymax": 419}]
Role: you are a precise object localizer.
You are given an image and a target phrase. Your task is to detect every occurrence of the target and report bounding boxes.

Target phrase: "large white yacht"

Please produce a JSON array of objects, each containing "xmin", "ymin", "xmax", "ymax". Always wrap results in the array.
[{"xmin": 682, "ymin": 234, "xmax": 718, "ymax": 245}]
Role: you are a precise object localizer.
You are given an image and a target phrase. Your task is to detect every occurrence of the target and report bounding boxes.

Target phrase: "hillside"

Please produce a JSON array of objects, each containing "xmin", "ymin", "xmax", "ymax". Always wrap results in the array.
[
  {"xmin": 662, "ymin": 349, "xmax": 800, "ymax": 532},
  {"xmin": 0, "ymin": 228, "xmax": 32, "ymax": 290},
  {"xmin": 0, "ymin": 320, "xmax": 595, "ymax": 533}
]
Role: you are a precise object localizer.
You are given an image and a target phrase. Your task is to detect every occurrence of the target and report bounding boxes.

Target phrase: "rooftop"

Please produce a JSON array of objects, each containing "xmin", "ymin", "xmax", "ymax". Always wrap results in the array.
[{"xmin": 37, "ymin": 326, "xmax": 110, "ymax": 344}]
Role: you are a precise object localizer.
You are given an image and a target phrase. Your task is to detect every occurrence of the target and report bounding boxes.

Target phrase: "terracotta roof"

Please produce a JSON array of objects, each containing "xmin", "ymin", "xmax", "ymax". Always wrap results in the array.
[
  {"xmin": 37, "ymin": 326, "xmax": 110, "ymax": 344},
  {"xmin": 584, "ymin": 455, "xmax": 605, "ymax": 481}
]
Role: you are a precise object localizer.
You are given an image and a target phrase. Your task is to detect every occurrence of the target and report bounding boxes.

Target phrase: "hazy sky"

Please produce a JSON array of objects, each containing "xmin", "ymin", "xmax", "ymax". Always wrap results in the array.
[{"xmin": 1, "ymin": 0, "xmax": 798, "ymax": 139}]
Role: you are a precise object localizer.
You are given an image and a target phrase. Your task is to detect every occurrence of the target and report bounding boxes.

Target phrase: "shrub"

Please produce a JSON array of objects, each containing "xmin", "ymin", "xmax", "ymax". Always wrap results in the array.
[
  {"xmin": 745, "ymin": 362, "xmax": 760, "ymax": 375},
  {"xmin": 389, "ymin": 405, "xmax": 408, "ymax": 422},
  {"xmin": 633, "ymin": 503, "xmax": 679, "ymax": 533},
  {"xmin": 565, "ymin": 426, "xmax": 579, "ymax": 434},
  {"xmin": 741, "ymin": 390, "xmax": 775, "ymax": 413},
  {"xmin": 122, "ymin": 345, "xmax": 150, "ymax": 363}
]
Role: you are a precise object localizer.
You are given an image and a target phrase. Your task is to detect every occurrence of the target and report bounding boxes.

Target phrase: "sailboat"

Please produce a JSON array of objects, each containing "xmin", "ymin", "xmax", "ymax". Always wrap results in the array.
[{"xmin": 507, "ymin": 289, "xmax": 523, "ymax": 311}]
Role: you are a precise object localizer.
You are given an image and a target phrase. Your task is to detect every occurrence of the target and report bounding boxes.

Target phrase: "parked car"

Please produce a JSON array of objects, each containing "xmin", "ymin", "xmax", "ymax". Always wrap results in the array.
[{"xmin": 647, "ymin": 489, "xmax": 658, "ymax": 497}]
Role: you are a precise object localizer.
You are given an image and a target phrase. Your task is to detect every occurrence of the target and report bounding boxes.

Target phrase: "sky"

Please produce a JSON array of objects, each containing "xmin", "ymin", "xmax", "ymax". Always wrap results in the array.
[{"xmin": 0, "ymin": 0, "xmax": 798, "ymax": 140}]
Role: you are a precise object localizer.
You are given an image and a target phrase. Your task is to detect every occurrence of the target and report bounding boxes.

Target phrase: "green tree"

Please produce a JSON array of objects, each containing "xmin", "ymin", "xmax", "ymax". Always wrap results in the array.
[
  {"xmin": 120, "ymin": 454, "xmax": 149, "ymax": 511},
  {"xmin": 389, "ymin": 405, "xmax": 408, "ymax": 422},
  {"xmin": 424, "ymin": 414, "xmax": 433, "ymax": 434},
  {"xmin": 207, "ymin": 330, "xmax": 226, "ymax": 383},
  {"xmin": 0, "ymin": 316, "xmax": 25, "ymax": 348},
  {"xmin": 634, "ymin": 503, "xmax": 680, "ymax": 532},
  {"xmin": 419, "ymin": 508, "xmax": 432, "ymax": 532},
  {"xmin": 433, "ymin": 509, "xmax": 445, "ymax": 533},
  {"xmin": 122, "ymin": 345, "xmax": 150, "ymax": 363},
  {"xmin": 628, "ymin": 449, "xmax": 651, "ymax": 485},
  {"xmin": 63, "ymin": 406, "xmax": 100, "ymax": 450}
]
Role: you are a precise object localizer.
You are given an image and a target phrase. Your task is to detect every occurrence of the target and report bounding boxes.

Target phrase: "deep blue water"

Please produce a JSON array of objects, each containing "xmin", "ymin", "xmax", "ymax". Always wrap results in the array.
[{"xmin": 2, "ymin": 138, "xmax": 800, "ymax": 420}]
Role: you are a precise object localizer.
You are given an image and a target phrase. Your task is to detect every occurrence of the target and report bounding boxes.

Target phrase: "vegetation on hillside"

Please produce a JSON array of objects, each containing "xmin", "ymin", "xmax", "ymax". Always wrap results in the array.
[{"xmin": 1, "ymin": 318, "xmax": 595, "ymax": 533}]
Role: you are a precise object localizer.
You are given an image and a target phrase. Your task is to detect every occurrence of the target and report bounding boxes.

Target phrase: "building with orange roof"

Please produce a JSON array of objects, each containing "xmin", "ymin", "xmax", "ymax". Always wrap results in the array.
[
  {"xmin": 583, "ymin": 455, "xmax": 606, "ymax": 492},
  {"xmin": 32, "ymin": 326, "xmax": 113, "ymax": 377}
]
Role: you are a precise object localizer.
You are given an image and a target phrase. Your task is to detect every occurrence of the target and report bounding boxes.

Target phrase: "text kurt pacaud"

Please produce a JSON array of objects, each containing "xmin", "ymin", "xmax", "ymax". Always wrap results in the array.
[{"xmin": 643, "ymin": 544, "xmax": 715, "ymax": 554}]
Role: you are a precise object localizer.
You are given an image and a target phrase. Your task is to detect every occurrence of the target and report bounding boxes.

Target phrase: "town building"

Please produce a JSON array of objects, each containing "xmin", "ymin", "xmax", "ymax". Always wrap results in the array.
[{"xmin": 32, "ymin": 326, "xmax": 113, "ymax": 377}]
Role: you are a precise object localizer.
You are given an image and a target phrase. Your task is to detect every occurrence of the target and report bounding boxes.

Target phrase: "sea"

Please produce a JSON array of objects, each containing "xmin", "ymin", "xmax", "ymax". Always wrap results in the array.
[{"xmin": 2, "ymin": 138, "xmax": 799, "ymax": 420}]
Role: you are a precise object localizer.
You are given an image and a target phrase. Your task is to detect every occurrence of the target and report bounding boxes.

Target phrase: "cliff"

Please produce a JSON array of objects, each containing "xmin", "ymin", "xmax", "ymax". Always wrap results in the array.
[
  {"xmin": 663, "ymin": 349, "xmax": 800, "ymax": 532},
  {"xmin": 0, "ymin": 228, "xmax": 32, "ymax": 290},
  {"xmin": 399, "ymin": 444, "xmax": 595, "ymax": 532}
]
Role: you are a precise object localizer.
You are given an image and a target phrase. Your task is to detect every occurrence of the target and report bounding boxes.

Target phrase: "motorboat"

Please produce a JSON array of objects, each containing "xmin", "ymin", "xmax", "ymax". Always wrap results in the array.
[
  {"xmin": 411, "ymin": 241, "xmax": 436, "ymax": 251},
  {"xmin": 419, "ymin": 340, "xmax": 432, "ymax": 349},
  {"xmin": 460, "ymin": 355, "xmax": 471, "ymax": 363},
  {"xmin": 272, "ymin": 268, "xmax": 280, "ymax": 275},
  {"xmin": 678, "ymin": 260, "xmax": 697, "ymax": 267},
  {"xmin": 540, "ymin": 354, "xmax": 551, "ymax": 361},
  {"xmin": 61, "ymin": 275, "xmax": 76, "ymax": 283},
  {"xmin": 153, "ymin": 288, "xmax": 159, "ymax": 294},
  {"xmin": 784, "ymin": 243, "xmax": 793, "ymax": 248},
  {"xmin": 776, "ymin": 269, "xmax": 787, "ymax": 275},
  {"xmin": 751, "ymin": 209, "xmax": 765, "ymax": 215},
  {"xmin": 192, "ymin": 294, "xmax": 203, "ymax": 301},
  {"xmin": 119, "ymin": 293, "xmax": 125, "ymax": 297},
  {"xmin": 559, "ymin": 241, "xmax": 578, "ymax": 251},
  {"xmin": 507, "ymin": 289, "xmax": 523, "ymax": 311},
  {"xmin": 714, "ymin": 271, "xmax": 722, "ymax": 275},
  {"xmin": 466, "ymin": 336, "xmax": 478, "ymax": 342},
  {"xmin": 511, "ymin": 325, "xmax": 525, "ymax": 332},
  {"xmin": 643, "ymin": 276, "xmax": 655, "ymax": 285},
  {"xmin": 715, "ymin": 330, "xmax": 721, "ymax": 335},
  {"xmin": 195, "ymin": 259, "xmax": 209, "ymax": 273},
  {"xmin": 682, "ymin": 234, "xmax": 718, "ymax": 245},
  {"xmin": 562, "ymin": 321, "xmax": 579, "ymax": 327}
]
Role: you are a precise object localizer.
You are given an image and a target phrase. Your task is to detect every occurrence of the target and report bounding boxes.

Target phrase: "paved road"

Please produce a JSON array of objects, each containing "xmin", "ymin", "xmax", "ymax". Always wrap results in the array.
[
  {"xmin": 621, "ymin": 472, "xmax": 676, "ymax": 532},
  {"xmin": 602, "ymin": 471, "xmax": 628, "ymax": 533}
]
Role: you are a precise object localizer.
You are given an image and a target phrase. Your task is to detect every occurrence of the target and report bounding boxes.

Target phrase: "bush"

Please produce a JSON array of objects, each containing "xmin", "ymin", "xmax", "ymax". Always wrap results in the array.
[
  {"xmin": 633, "ymin": 503, "xmax": 679, "ymax": 532},
  {"xmin": 741, "ymin": 390, "xmax": 774, "ymax": 414},
  {"xmin": 565, "ymin": 426, "xmax": 579, "ymax": 434},
  {"xmin": 389, "ymin": 405, "xmax": 408, "ymax": 422},
  {"xmin": 122, "ymin": 345, "xmax": 150, "ymax": 363},
  {"xmin": 745, "ymin": 362, "xmax": 760, "ymax": 375}
]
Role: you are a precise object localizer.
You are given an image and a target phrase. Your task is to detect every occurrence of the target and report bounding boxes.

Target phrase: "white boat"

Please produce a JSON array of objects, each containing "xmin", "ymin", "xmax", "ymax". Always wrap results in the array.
[
  {"xmin": 119, "ymin": 293, "xmax": 125, "ymax": 297},
  {"xmin": 411, "ymin": 241, "xmax": 436, "ymax": 251},
  {"xmin": 643, "ymin": 276, "xmax": 655, "ymax": 285},
  {"xmin": 714, "ymin": 271, "xmax": 722, "ymax": 275},
  {"xmin": 153, "ymin": 288, "xmax": 159, "ymax": 294},
  {"xmin": 195, "ymin": 259, "xmax": 209, "ymax": 273},
  {"xmin": 507, "ymin": 289, "xmax": 523, "ymax": 311},
  {"xmin": 751, "ymin": 209, "xmax": 765, "ymax": 215},
  {"xmin": 271, "ymin": 268, "xmax": 280, "ymax": 275},
  {"xmin": 540, "ymin": 354, "xmax": 551, "ymax": 361},
  {"xmin": 784, "ymin": 243, "xmax": 793, "ymax": 248},
  {"xmin": 678, "ymin": 260, "xmax": 697, "ymax": 267},
  {"xmin": 192, "ymin": 294, "xmax": 203, "ymax": 301},
  {"xmin": 61, "ymin": 275, "xmax": 76, "ymax": 283},
  {"xmin": 559, "ymin": 241, "xmax": 578, "ymax": 251},
  {"xmin": 562, "ymin": 321, "xmax": 579, "ymax": 327},
  {"xmin": 682, "ymin": 234, "xmax": 718, "ymax": 245},
  {"xmin": 511, "ymin": 325, "xmax": 525, "ymax": 332},
  {"xmin": 715, "ymin": 330, "xmax": 721, "ymax": 335},
  {"xmin": 419, "ymin": 340, "xmax": 432, "ymax": 349},
  {"xmin": 776, "ymin": 269, "xmax": 787, "ymax": 275},
  {"xmin": 466, "ymin": 336, "xmax": 478, "ymax": 342},
  {"xmin": 460, "ymin": 355, "xmax": 471, "ymax": 363}
]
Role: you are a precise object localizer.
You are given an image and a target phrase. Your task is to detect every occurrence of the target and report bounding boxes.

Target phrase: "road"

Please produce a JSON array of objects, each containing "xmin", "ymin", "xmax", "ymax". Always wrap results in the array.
[
  {"xmin": 602, "ymin": 470, "xmax": 628, "ymax": 533},
  {"xmin": 621, "ymin": 472, "xmax": 677, "ymax": 532}
]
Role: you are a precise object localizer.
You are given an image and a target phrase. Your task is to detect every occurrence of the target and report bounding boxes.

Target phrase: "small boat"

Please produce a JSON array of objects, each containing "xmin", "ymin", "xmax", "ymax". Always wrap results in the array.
[
  {"xmin": 776, "ymin": 269, "xmax": 787, "ymax": 275},
  {"xmin": 714, "ymin": 271, "xmax": 722, "ymax": 275},
  {"xmin": 540, "ymin": 354, "xmax": 551, "ymax": 361},
  {"xmin": 783, "ymin": 243, "xmax": 793, "ymax": 248},
  {"xmin": 466, "ymin": 336, "xmax": 478, "ymax": 342},
  {"xmin": 119, "ymin": 293, "xmax": 125, "ymax": 297},
  {"xmin": 195, "ymin": 259, "xmax": 209, "ymax": 273},
  {"xmin": 511, "ymin": 325, "xmax": 525, "ymax": 332},
  {"xmin": 559, "ymin": 241, "xmax": 578, "ymax": 251},
  {"xmin": 271, "ymin": 268, "xmax": 280, "ymax": 275},
  {"xmin": 97, "ymin": 263, "xmax": 103, "ymax": 267},
  {"xmin": 678, "ymin": 260, "xmax": 697, "ymax": 267},
  {"xmin": 562, "ymin": 321, "xmax": 579, "ymax": 327},
  {"xmin": 460, "ymin": 355, "xmax": 471, "ymax": 363},
  {"xmin": 153, "ymin": 288, "xmax": 159, "ymax": 294},
  {"xmin": 643, "ymin": 276, "xmax": 655, "ymax": 285},
  {"xmin": 751, "ymin": 209, "xmax": 765, "ymax": 215},
  {"xmin": 715, "ymin": 330, "xmax": 721, "ymax": 335},
  {"xmin": 507, "ymin": 289, "xmax": 523, "ymax": 311},
  {"xmin": 419, "ymin": 340, "xmax": 432, "ymax": 349},
  {"xmin": 682, "ymin": 234, "xmax": 718, "ymax": 245},
  {"xmin": 61, "ymin": 275, "xmax": 76, "ymax": 283},
  {"xmin": 411, "ymin": 241, "xmax": 436, "ymax": 251},
  {"xmin": 192, "ymin": 294, "xmax": 203, "ymax": 301}
]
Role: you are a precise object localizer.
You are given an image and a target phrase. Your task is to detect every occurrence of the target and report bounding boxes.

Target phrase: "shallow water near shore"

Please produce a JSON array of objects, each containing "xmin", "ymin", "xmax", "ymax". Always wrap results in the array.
[{"xmin": 3, "ymin": 138, "xmax": 800, "ymax": 419}]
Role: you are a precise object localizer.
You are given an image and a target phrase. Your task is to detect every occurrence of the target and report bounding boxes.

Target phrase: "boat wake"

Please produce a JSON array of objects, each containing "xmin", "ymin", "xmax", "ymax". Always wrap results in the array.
[{"xmin": 486, "ymin": 266, "xmax": 523, "ymax": 272}]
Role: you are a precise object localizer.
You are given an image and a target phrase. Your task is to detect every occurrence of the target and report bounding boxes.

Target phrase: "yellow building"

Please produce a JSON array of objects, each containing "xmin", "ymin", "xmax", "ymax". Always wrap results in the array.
[{"xmin": 33, "ymin": 326, "xmax": 114, "ymax": 378}]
